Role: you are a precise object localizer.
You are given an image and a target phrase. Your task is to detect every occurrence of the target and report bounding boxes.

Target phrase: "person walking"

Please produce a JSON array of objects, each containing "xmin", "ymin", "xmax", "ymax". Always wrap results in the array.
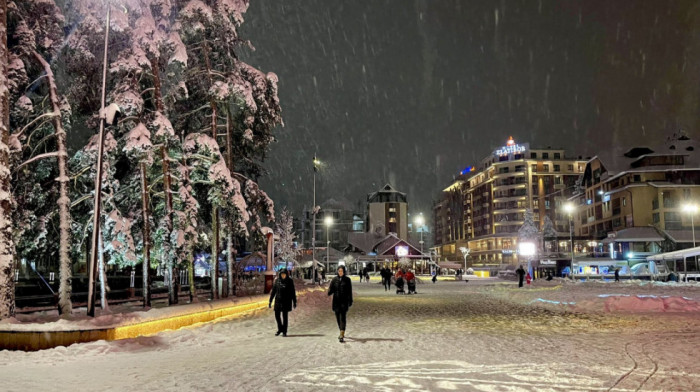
[
  {"xmin": 614, "ymin": 267, "xmax": 620, "ymax": 282},
  {"xmin": 269, "ymin": 268, "xmax": 297, "ymax": 337},
  {"xmin": 328, "ymin": 265, "xmax": 353, "ymax": 343},
  {"xmin": 431, "ymin": 268, "xmax": 437, "ymax": 284},
  {"xmin": 516, "ymin": 265, "xmax": 526, "ymax": 288},
  {"xmin": 383, "ymin": 267, "xmax": 392, "ymax": 291}
]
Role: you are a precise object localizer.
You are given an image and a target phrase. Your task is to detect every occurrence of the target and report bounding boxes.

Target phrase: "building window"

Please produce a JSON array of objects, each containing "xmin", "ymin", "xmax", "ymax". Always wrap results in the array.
[
  {"xmin": 554, "ymin": 153, "xmax": 561, "ymax": 159},
  {"xmin": 530, "ymin": 152, "xmax": 537, "ymax": 159},
  {"xmin": 578, "ymin": 164, "xmax": 584, "ymax": 171},
  {"xmin": 531, "ymin": 165, "xmax": 537, "ymax": 172},
  {"xmin": 543, "ymin": 153, "xmax": 549, "ymax": 159},
  {"xmin": 554, "ymin": 176, "xmax": 562, "ymax": 185},
  {"xmin": 543, "ymin": 164, "xmax": 549, "ymax": 172},
  {"xmin": 633, "ymin": 175, "xmax": 641, "ymax": 182},
  {"xmin": 554, "ymin": 165, "xmax": 560, "ymax": 172},
  {"xmin": 568, "ymin": 164, "xmax": 573, "ymax": 171},
  {"xmin": 652, "ymin": 213, "xmax": 660, "ymax": 224}
]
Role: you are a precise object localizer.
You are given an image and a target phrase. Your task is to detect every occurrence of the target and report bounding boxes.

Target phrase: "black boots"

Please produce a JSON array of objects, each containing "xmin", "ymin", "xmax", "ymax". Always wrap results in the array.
[{"xmin": 338, "ymin": 330, "xmax": 345, "ymax": 343}]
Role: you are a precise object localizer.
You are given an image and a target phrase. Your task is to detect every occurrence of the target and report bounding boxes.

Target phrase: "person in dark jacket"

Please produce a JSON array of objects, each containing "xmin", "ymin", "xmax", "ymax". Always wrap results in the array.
[
  {"xmin": 516, "ymin": 265, "xmax": 526, "ymax": 288},
  {"xmin": 614, "ymin": 267, "xmax": 620, "ymax": 282},
  {"xmin": 269, "ymin": 268, "xmax": 297, "ymax": 336},
  {"xmin": 382, "ymin": 267, "xmax": 391, "ymax": 291},
  {"xmin": 328, "ymin": 265, "xmax": 353, "ymax": 343}
]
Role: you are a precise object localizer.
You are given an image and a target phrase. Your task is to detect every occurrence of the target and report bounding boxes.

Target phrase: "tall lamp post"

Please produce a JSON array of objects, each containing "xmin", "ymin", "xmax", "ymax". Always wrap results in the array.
[
  {"xmin": 563, "ymin": 203, "xmax": 576, "ymax": 279},
  {"xmin": 682, "ymin": 203, "xmax": 698, "ymax": 282},
  {"xmin": 414, "ymin": 214, "xmax": 425, "ymax": 272},
  {"xmin": 87, "ymin": 4, "xmax": 113, "ymax": 317},
  {"xmin": 311, "ymin": 155, "xmax": 320, "ymax": 284},
  {"xmin": 324, "ymin": 215, "xmax": 333, "ymax": 273},
  {"xmin": 459, "ymin": 247, "xmax": 470, "ymax": 272}
]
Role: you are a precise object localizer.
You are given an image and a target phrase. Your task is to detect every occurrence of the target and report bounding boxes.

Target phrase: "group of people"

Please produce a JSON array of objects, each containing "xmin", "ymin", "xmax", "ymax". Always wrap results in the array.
[
  {"xmin": 393, "ymin": 268, "xmax": 417, "ymax": 294},
  {"xmin": 358, "ymin": 267, "xmax": 371, "ymax": 282},
  {"xmin": 269, "ymin": 266, "xmax": 353, "ymax": 343}
]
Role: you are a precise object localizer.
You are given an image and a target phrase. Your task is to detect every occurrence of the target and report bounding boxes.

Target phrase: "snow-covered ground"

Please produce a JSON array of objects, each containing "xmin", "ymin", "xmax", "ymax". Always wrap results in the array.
[{"xmin": 1, "ymin": 279, "xmax": 699, "ymax": 391}]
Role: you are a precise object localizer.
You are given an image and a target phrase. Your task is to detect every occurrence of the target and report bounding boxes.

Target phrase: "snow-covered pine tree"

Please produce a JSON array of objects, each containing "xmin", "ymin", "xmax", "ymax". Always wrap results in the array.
[
  {"xmin": 274, "ymin": 207, "xmax": 297, "ymax": 270},
  {"xmin": 541, "ymin": 215, "xmax": 557, "ymax": 252},
  {"xmin": 8, "ymin": 0, "xmax": 73, "ymax": 315},
  {"xmin": 0, "ymin": 0, "xmax": 16, "ymax": 319},
  {"xmin": 177, "ymin": 0, "xmax": 255, "ymax": 299},
  {"xmin": 518, "ymin": 208, "xmax": 540, "ymax": 253}
]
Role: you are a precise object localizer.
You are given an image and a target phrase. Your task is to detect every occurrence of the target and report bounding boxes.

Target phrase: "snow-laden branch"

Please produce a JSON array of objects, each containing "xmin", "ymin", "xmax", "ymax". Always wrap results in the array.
[
  {"xmin": 14, "ymin": 111, "xmax": 59, "ymax": 138},
  {"xmin": 13, "ymin": 151, "xmax": 59, "ymax": 172}
]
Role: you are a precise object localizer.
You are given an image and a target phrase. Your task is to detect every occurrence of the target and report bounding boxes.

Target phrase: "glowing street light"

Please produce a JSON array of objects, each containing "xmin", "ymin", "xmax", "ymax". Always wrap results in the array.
[
  {"xmin": 415, "ymin": 214, "xmax": 425, "ymax": 273},
  {"xmin": 682, "ymin": 203, "xmax": 698, "ymax": 281},
  {"xmin": 459, "ymin": 246, "xmax": 470, "ymax": 271},
  {"xmin": 311, "ymin": 155, "xmax": 320, "ymax": 284},
  {"xmin": 563, "ymin": 203, "xmax": 576, "ymax": 279},
  {"xmin": 324, "ymin": 215, "xmax": 333, "ymax": 272}
]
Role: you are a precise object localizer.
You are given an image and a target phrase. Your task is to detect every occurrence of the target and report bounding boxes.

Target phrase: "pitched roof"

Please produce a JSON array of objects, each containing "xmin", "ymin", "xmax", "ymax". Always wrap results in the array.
[
  {"xmin": 367, "ymin": 183, "xmax": 407, "ymax": 203},
  {"xmin": 611, "ymin": 227, "xmax": 664, "ymax": 242}
]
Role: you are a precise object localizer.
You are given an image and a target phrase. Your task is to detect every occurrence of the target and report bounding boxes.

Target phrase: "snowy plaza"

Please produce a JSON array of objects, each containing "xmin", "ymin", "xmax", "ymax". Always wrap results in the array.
[{"xmin": 2, "ymin": 278, "xmax": 699, "ymax": 392}]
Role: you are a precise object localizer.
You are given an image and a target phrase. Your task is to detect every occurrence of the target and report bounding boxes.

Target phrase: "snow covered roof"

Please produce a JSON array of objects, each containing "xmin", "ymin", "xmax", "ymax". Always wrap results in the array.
[
  {"xmin": 367, "ymin": 184, "xmax": 407, "ymax": 203},
  {"xmin": 647, "ymin": 245, "xmax": 700, "ymax": 261},
  {"xmin": 588, "ymin": 133, "xmax": 700, "ymax": 181},
  {"xmin": 321, "ymin": 197, "xmax": 356, "ymax": 211},
  {"xmin": 348, "ymin": 232, "xmax": 386, "ymax": 254},
  {"xmin": 610, "ymin": 227, "xmax": 664, "ymax": 242},
  {"xmin": 660, "ymin": 230, "xmax": 696, "ymax": 243}
]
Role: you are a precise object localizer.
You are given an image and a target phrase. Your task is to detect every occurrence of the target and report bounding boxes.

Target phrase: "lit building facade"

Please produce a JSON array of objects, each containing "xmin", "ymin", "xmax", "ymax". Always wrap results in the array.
[
  {"xmin": 570, "ymin": 134, "xmax": 700, "ymax": 262},
  {"xmin": 433, "ymin": 137, "xmax": 587, "ymax": 266},
  {"xmin": 299, "ymin": 198, "xmax": 364, "ymax": 252}
]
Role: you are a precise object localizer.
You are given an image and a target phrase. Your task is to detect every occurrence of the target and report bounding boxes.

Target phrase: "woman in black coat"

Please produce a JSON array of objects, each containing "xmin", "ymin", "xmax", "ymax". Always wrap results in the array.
[
  {"xmin": 269, "ymin": 268, "xmax": 297, "ymax": 336},
  {"xmin": 328, "ymin": 265, "xmax": 353, "ymax": 343}
]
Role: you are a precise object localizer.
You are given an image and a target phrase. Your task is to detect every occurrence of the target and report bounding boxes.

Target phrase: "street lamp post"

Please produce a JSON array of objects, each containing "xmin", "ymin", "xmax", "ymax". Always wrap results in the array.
[
  {"xmin": 87, "ymin": 4, "xmax": 113, "ymax": 317},
  {"xmin": 311, "ymin": 155, "xmax": 320, "ymax": 284},
  {"xmin": 414, "ymin": 214, "xmax": 425, "ymax": 272},
  {"xmin": 459, "ymin": 247, "xmax": 470, "ymax": 272},
  {"xmin": 682, "ymin": 203, "xmax": 698, "ymax": 282},
  {"xmin": 564, "ymin": 203, "xmax": 575, "ymax": 279},
  {"xmin": 325, "ymin": 215, "xmax": 333, "ymax": 273}
]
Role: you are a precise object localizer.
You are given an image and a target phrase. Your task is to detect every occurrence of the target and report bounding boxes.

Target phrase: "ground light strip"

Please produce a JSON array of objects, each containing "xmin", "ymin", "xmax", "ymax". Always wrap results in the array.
[{"xmin": 0, "ymin": 288, "xmax": 324, "ymax": 351}]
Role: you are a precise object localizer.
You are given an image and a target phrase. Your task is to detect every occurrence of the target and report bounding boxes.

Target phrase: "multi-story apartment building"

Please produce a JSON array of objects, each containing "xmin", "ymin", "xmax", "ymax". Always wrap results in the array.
[
  {"xmin": 298, "ymin": 198, "xmax": 365, "ymax": 252},
  {"xmin": 366, "ymin": 184, "xmax": 409, "ymax": 240},
  {"xmin": 433, "ymin": 137, "xmax": 587, "ymax": 266},
  {"xmin": 570, "ymin": 134, "xmax": 700, "ymax": 261}
]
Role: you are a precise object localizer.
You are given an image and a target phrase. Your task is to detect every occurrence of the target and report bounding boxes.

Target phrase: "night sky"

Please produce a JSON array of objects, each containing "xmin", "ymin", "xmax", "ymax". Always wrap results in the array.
[{"xmin": 239, "ymin": 0, "xmax": 700, "ymax": 218}]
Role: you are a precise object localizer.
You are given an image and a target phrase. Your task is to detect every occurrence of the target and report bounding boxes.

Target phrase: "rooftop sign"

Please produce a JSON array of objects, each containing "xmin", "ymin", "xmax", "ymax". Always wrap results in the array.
[{"xmin": 493, "ymin": 136, "xmax": 528, "ymax": 157}]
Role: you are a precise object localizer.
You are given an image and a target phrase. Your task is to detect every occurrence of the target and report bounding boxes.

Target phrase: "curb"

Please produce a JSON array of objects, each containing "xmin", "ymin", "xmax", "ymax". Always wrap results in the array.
[{"xmin": 0, "ymin": 286, "xmax": 325, "ymax": 351}]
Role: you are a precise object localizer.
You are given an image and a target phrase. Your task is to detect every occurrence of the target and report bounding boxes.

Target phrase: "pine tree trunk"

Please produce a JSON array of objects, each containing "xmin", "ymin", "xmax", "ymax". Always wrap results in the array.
[
  {"xmin": 0, "ymin": 0, "xmax": 16, "ymax": 319},
  {"xmin": 225, "ymin": 111, "xmax": 234, "ymax": 298},
  {"xmin": 98, "ymin": 233, "xmax": 108, "ymax": 310},
  {"xmin": 161, "ymin": 146, "xmax": 175, "ymax": 305},
  {"xmin": 188, "ymin": 248, "xmax": 196, "ymax": 303},
  {"xmin": 227, "ymin": 230, "xmax": 234, "ymax": 297},
  {"xmin": 150, "ymin": 57, "xmax": 176, "ymax": 305},
  {"xmin": 211, "ymin": 209, "xmax": 219, "ymax": 299},
  {"xmin": 140, "ymin": 162, "xmax": 151, "ymax": 307},
  {"xmin": 31, "ymin": 49, "xmax": 72, "ymax": 316}
]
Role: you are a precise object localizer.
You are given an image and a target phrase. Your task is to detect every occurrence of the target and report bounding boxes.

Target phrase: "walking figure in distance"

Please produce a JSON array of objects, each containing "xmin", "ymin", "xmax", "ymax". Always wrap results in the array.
[
  {"xmin": 614, "ymin": 267, "xmax": 620, "ymax": 282},
  {"xmin": 269, "ymin": 268, "xmax": 297, "ymax": 337},
  {"xmin": 328, "ymin": 265, "xmax": 353, "ymax": 343},
  {"xmin": 516, "ymin": 265, "xmax": 526, "ymax": 288}
]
